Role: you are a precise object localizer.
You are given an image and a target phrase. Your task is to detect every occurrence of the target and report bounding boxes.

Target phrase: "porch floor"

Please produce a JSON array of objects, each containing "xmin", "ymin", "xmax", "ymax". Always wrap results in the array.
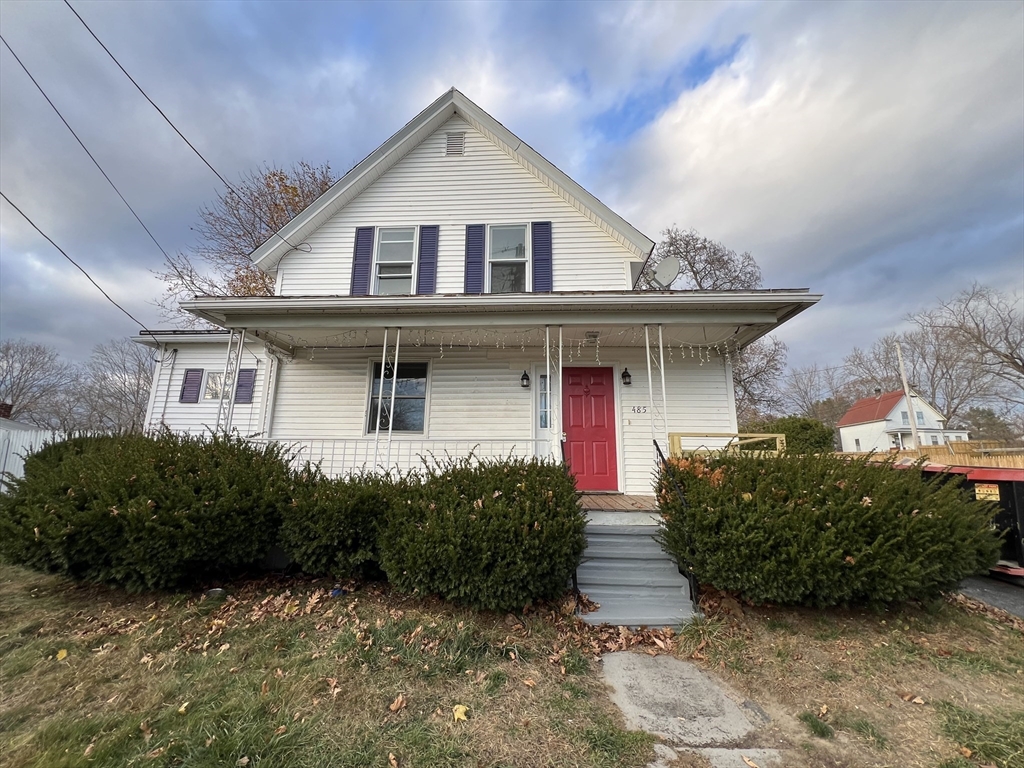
[{"xmin": 578, "ymin": 493, "xmax": 658, "ymax": 512}]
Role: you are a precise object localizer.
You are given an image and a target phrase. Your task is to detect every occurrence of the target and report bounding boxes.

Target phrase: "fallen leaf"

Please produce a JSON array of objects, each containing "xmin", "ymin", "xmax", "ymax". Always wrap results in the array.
[
  {"xmin": 56, "ymin": 648, "xmax": 68, "ymax": 661},
  {"xmin": 389, "ymin": 694, "xmax": 407, "ymax": 712},
  {"xmin": 912, "ymin": 696, "xmax": 925, "ymax": 705},
  {"xmin": 205, "ymin": 736, "xmax": 216, "ymax": 747},
  {"xmin": 177, "ymin": 702, "xmax": 189, "ymax": 715},
  {"xmin": 274, "ymin": 725, "xmax": 287, "ymax": 735},
  {"xmin": 453, "ymin": 704, "xmax": 469, "ymax": 722},
  {"xmin": 819, "ymin": 704, "xmax": 829, "ymax": 716},
  {"xmin": 523, "ymin": 678, "xmax": 536, "ymax": 688},
  {"xmin": 261, "ymin": 680, "xmax": 269, "ymax": 696},
  {"xmin": 388, "ymin": 753, "xmax": 399, "ymax": 768},
  {"xmin": 960, "ymin": 747, "xmax": 973, "ymax": 758},
  {"xmin": 139, "ymin": 721, "xmax": 153, "ymax": 744},
  {"xmin": 236, "ymin": 758, "xmax": 250, "ymax": 767},
  {"xmin": 899, "ymin": 692, "xmax": 914, "ymax": 702},
  {"xmin": 84, "ymin": 743, "xmax": 95, "ymax": 757},
  {"xmin": 742, "ymin": 757, "xmax": 761, "ymax": 768}
]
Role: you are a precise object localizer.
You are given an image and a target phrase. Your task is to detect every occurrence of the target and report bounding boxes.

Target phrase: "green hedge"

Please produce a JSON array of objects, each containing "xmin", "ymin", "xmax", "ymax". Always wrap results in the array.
[
  {"xmin": 658, "ymin": 453, "xmax": 1001, "ymax": 607},
  {"xmin": 379, "ymin": 456, "xmax": 586, "ymax": 611},
  {"xmin": 743, "ymin": 416, "xmax": 835, "ymax": 454},
  {"xmin": 279, "ymin": 466, "xmax": 397, "ymax": 579},
  {"xmin": 0, "ymin": 433, "xmax": 292, "ymax": 591}
]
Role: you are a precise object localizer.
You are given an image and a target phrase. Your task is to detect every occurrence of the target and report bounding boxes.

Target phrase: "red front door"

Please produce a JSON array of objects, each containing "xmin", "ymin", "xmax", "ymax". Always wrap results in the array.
[{"xmin": 563, "ymin": 367, "xmax": 618, "ymax": 491}]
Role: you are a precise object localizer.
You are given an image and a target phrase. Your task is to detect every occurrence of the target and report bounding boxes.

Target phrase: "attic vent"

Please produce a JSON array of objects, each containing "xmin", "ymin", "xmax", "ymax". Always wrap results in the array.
[{"xmin": 445, "ymin": 132, "xmax": 465, "ymax": 156}]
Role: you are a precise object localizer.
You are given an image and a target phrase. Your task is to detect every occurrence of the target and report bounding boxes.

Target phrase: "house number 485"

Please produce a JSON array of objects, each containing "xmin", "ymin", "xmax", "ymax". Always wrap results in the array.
[{"xmin": 630, "ymin": 406, "xmax": 647, "ymax": 414}]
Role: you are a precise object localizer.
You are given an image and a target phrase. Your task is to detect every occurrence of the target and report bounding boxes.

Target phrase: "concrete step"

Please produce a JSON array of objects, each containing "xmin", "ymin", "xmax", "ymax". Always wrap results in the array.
[
  {"xmin": 578, "ymin": 595, "xmax": 694, "ymax": 628},
  {"xmin": 578, "ymin": 560, "xmax": 689, "ymax": 588},
  {"xmin": 583, "ymin": 539, "xmax": 669, "ymax": 560}
]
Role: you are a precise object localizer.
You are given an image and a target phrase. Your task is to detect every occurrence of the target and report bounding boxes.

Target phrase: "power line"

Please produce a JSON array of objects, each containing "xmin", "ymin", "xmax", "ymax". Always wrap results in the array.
[
  {"xmin": 62, "ymin": 0, "xmax": 307, "ymax": 254},
  {"xmin": 0, "ymin": 33, "xmax": 176, "ymax": 269},
  {"xmin": 0, "ymin": 191, "xmax": 151, "ymax": 332}
]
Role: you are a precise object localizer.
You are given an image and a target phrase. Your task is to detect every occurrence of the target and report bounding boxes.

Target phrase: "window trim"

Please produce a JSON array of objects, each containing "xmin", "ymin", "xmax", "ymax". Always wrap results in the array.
[
  {"xmin": 372, "ymin": 226, "xmax": 418, "ymax": 296},
  {"xmin": 364, "ymin": 359, "xmax": 430, "ymax": 436},
  {"xmin": 486, "ymin": 223, "xmax": 531, "ymax": 294}
]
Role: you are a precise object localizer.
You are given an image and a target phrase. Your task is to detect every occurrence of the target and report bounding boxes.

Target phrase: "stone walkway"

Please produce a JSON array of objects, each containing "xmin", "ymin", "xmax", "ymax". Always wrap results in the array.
[{"xmin": 601, "ymin": 651, "xmax": 780, "ymax": 768}]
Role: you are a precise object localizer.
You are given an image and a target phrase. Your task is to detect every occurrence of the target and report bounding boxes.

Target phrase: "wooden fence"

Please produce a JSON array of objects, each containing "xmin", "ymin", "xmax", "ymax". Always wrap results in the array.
[{"xmin": 843, "ymin": 440, "xmax": 1024, "ymax": 469}]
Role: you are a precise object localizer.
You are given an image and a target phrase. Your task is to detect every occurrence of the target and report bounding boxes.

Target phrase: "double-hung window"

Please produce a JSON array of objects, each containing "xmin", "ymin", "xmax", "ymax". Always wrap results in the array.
[
  {"xmin": 916, "ymin": 411, "xmax": 925, "ymax": 426},
  {"xmin": 374, "ymin": 227, "xmax": 416, "ymax": 295},
  {"xmin": 367, "ymin": 362, "xmax": 428, "ymax": 433},
  {"xmin": 488, "ymin": 225, "xmax": 528, "ymax": 293}
]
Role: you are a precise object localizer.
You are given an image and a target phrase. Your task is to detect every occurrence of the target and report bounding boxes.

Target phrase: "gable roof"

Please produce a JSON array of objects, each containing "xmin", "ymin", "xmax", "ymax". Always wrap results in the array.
[
  {"xmin": 836, "ymin": 390, "xmax": 905, "ymax": 428},
  {"xmin": 250, "ymin": 88, "xmax": 656, "ymax": 272}
]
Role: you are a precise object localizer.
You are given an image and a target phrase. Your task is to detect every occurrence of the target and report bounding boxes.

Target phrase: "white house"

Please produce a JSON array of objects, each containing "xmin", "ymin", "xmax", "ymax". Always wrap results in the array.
[
  {"xmin": 837, "ymin": 389, "xmax": 969, "ymax": 453},
  {"xmin": 136, "ymin": 89, "xmax": 821, "ymax": 496}
]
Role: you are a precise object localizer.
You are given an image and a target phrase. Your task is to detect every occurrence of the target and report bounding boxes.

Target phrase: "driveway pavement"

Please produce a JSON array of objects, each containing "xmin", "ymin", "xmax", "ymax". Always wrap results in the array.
[{"xmin": 959, "ymin": 575, "xmax": 1024, "ymax": 619}]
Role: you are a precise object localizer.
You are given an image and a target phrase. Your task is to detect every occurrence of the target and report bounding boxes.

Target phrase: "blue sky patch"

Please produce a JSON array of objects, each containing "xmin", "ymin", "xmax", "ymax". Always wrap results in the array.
[{"xmin": 590, "ymin": 35, "xmax": 747, "ymax": 143}]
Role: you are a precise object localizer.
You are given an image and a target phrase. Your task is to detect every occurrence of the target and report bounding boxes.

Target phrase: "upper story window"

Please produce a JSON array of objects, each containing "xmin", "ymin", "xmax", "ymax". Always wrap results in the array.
[
  {"xmin": 916, "ymin": 411, "xmax": 925, "ymax": 426},
  {"xmin": 374, "ymin": 227, "xmax": 416, "ymax": 295},
  {"xmin": 901, "ymin": 410, "xmax": 909, "ymax": 425},
  {"xmin": 488, "ymin": 224, "xmax": 528, "ymax": 293}
]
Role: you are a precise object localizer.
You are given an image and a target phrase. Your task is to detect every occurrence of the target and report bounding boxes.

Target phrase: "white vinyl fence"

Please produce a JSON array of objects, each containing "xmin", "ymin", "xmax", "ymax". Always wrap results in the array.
[{"xmin": 0, "ymin": 424, "xmax": 57, "ymax": 488}]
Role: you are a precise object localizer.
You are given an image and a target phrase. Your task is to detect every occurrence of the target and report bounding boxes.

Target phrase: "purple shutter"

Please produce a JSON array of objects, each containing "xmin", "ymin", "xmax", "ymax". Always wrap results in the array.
[
  {"xmin": 416, "ymin": 225, "xmax": 439, "ymax": 295},
  {"xmin": 350, "ymin": 226, "xmax": 374, "ymax": 296},
  {"xmin": 234, "ymin": 368, "xmax": 257, "ymax": 404},
  {"xmin": 464, "ymin": 224, "xmax": 485, "ymax": 294},
  {"xmin": 179, "ymin": 369, "xmax": 203, "ymax": 403},
  {"xmin": 531, "ymin": 221, "xmax": 552, "ymax": 292}
]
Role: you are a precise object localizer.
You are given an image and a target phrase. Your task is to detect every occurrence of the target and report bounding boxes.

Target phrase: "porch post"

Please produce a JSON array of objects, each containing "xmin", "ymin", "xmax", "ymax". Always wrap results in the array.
[
  {"xmin": 214, "ymin": 330, "xmax": 236, "ymax": 431},
  {"xmin": 385, "ymin": 328, "xmax": 401, "ymax": 467},
  {"xmin": 558, "ymin": 325, "xmax": 564, "ymax": 457},
  {"xmin": 545, "ymin": 325, "xmax": 553, "ymax": 459},
  {"xmin": 224, "ymin": 328, "xmax": 246, "ymax": 432},
  {"xmin": 657, "ymin": 324, "xmax": 670, "ymax": 448},
  {"xmin": 373, "ymin": 327, "xmax": 389, "ymax": 468},
  {"xmin": 644, "ymin": 325, "xmax": 657, "ymax": 456}
]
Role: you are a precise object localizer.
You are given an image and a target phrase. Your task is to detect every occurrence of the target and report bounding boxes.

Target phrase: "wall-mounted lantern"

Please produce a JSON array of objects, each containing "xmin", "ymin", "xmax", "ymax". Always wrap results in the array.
[
  {"xmin": 521, "ymin": 371, "xmax": 531, "ymax": 388},
  {"xmin": 621, "ymin": 368, "xmax": 632, "ymax": 386}
]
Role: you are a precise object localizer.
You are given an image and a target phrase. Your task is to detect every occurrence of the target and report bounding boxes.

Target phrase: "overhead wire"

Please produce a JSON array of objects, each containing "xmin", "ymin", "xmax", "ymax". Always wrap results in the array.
[
  {"xmin": 0, "ymin": 191, "xmax": 151, "ymax": 333},
  {"xmin": 62, "ymin": 0, "xmax": 310, "ymax": 255}
]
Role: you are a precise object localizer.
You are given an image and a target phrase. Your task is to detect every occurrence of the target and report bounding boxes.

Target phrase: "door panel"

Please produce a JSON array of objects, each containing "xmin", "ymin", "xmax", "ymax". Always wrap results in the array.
[{"xmin": 562, "ymin": 367, "xmax": 618, "ymax": 491}]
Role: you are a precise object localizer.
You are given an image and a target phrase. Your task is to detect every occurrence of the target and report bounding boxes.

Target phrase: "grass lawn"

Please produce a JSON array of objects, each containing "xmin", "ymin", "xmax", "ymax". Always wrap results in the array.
[
  {"xmin": 2, "ymin": 563, "xmax": 1023, "ymax": 768},
  {"xmin": 0, "ymin": 564, "xmax": 652, "ymax": 768}
]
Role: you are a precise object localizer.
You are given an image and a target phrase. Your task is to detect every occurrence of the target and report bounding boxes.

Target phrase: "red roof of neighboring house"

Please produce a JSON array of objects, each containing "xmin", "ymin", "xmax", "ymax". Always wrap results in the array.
[{"xmin": 836, "ymin": 390, "xmax": 905, "ymax": 428}]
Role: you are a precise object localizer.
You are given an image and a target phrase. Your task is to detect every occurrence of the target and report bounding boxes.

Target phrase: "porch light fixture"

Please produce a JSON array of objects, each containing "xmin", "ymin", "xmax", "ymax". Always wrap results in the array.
[
  {"xmin": 621, "ymin": 368, "xmax": 632, "ymax": 386},
  {"xmin": 521, "ymin": 371, "xmax": 530, "ymax": 388}
]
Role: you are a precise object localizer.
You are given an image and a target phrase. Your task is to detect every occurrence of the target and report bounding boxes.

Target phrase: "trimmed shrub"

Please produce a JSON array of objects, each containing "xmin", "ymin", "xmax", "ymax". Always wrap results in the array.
[
  {"xmin": 279, "ymin": 466, "xmax": 397, "ymax": 579},
  {"xmin": 379, "ymin": 456, "xmax": 586, "ymax": 611},
  {"xmin": 0, "ymin": 432, "xmax": 293, "ymax": 591},
  {"xmin": 658, "ymin": 452, "xmax": 1001, "ymax": 607}
]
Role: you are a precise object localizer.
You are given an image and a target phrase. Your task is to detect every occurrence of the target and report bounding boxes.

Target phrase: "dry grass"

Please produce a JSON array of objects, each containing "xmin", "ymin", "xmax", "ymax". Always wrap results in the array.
[
  {"xmin": 0, "ymin": 564, "xmax": 653, "ymax": 768},
  {"xmin": 671, "ymin": 588, "xmax": 1024, "ymax": 768}
]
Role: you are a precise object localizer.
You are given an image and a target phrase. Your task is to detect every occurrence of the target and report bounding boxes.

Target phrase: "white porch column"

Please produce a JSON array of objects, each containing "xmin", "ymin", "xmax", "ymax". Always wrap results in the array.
[
  {"xmin": 385, "ymin": 328, "xmax": 402, "ymax": 467},
  {"xmin": 644, "ymin": 324, "xmax": 657, "ymax": 456},
  {"xmin": 545, "ymin": 325, "xmax": 553, "ymax": 459},
  {"xmin": 558, "ymin": 325, "xmax": 564, "ymax": 460},
  {"xmin": 657, "ymin": 323, "xmax": 670, "ymax": 449},
  {"xmin": 372, "ymin": 328, "xmax": 390, "ymax": 467}
]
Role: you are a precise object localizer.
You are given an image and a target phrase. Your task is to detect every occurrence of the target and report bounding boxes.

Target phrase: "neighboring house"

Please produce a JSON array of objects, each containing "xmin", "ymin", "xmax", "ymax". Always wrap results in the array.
[
  {"xmin": 837, "ymin": 389, "xmax": 969, "ymax": 453},
  {"xmin": 0, "ymin": 411, "xmax": 54, "ymax": 485},
  {"xmin": 136, "ymin": 89, "xmax": 820, "ymax": 495}
]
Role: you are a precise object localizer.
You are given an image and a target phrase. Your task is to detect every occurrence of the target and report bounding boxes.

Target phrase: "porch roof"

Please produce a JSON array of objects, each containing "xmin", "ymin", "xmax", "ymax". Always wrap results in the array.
[{"xmin": 178, "ymin": 290, "xmax": 819, "ymax": 353}]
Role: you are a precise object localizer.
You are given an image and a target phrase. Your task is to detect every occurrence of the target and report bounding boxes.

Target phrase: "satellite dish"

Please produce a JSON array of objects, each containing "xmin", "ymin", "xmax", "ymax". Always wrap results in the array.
[{"xmin": 651, "ymin": 256, "xmax": 681, "ymax": 289}]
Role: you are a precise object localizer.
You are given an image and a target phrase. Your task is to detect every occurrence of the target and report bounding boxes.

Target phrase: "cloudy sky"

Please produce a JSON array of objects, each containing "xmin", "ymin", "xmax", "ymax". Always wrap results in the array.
[{"xmin": 1, "ymin": 0, "xmax": 1021, "ymax": 370}]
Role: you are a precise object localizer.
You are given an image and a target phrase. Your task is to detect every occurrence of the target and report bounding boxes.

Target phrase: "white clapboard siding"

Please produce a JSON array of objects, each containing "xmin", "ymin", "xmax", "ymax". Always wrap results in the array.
[
  {"xmin": 146, "ymin": 342, "xmax": 269, "ymax": 435},
  {"xmin": 0, "ymin": 423, "xmax": 54, "ymax": 485},
  {"xmin": 276, "ymin": 116, "xmax": 636, "ymax": 295},
  {"xmin": 266, "ymin": 345, "xmax": 733, "ymax": 494}
]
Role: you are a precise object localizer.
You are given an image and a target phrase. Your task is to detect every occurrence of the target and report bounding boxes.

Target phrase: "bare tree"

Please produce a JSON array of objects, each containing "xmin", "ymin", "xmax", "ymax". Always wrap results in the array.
[
  {"xmin": 639, "ymin": 226, "xmax": 762, "ymax": 291},
  {"xmin": 0, "ymin": 339, "xmax": 80, "ymax": 426},
  {"xmin": 156, "ymin": 161, "xmax": 337, "ymax": 325},
  {"xmin": 80, "ymin": 338, "xmax": 154, "ymax": 432},
  {"xmin": 734, "ymin": 336, "xmax": 788, "ymax": 426},
  {"xmin": 923, "ymin": 284, "xmax": 1023, "ymax": 405},
  {"xmin": 843, "ymin": 326, "xmax": 1004, "ymax": 423},
  {"xmin": 781, "ymin": 363, "xmax": 859, "ymax": 428}
]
